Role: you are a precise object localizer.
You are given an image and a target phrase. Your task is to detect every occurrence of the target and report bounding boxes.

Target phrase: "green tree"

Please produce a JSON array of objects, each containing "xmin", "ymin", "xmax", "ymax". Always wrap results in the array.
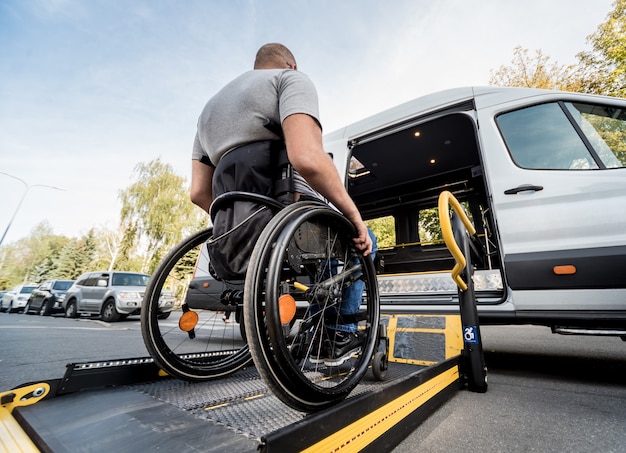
[
  {"xmin": 54, "ymin": 230, "xmax": 98, "ymax": 279},
  {"xmin": 118, "ymin": 158, "xmax": 203, "ymax": 274},
  {"xmin": 491, "ymin": 2, "xmax": 626, "ymax": 97},
  {"xmin": 0, "ymin": 222, "xmax": 71, "ymax": 286},
  {"xmin": 489, "ymin": 46, "xmax": 586, "ymax": 91},
  {"xmin": 365, "ymin": 216, "xmax": 396, "ymax": 248},
  {"xmin": 577, "ymin": 0, "xmax": 626, "ymax": 97}
]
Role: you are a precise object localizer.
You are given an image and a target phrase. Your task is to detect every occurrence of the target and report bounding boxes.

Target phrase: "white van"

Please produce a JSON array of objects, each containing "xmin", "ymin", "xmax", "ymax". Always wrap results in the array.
[{"xmin": 323, "ymin": 86, "xmax": 626, "ymax": 335}]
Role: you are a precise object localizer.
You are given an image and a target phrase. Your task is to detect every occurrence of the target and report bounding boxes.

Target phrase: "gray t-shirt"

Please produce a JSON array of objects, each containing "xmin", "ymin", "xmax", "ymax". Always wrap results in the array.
[{"xmin": 193, "ymin": 69, "xmax": 324, "ymax": 198}]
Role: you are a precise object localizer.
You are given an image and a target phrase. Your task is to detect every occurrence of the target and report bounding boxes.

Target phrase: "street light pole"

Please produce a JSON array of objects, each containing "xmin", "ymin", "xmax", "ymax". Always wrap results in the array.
[{"xmin": 0, "ymin": 172, "xmax": 66, "ymax": 247}]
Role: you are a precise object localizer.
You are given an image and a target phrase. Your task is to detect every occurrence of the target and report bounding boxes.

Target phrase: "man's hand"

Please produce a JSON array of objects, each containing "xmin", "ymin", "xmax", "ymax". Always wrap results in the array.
[{"xmin": 352, "ymin": 219, "xmax": 373, "ymax": 256}]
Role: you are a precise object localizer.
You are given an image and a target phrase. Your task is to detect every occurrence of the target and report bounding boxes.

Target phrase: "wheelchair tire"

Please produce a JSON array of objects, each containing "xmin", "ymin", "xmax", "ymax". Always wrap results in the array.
[
  {"xmin": 244, "ymin": 202, "xmax": 380, "ymax": 412},
  {"xmin": 141, "ymin": 227, "xmax": 252, "ymax": 380}
]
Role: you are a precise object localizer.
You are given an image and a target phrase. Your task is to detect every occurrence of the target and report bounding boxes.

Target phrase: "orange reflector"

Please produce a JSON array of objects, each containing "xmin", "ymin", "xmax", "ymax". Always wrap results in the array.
[
  {"xmin": 179, "ymin": 310, "xmax": 199, "ymax": 332},
  {"xmin": 203, "ymin": 282, "xmax": 210, "ymax": 288},
  {"xmin": 553, "ymin": 265, "xmax": 576, "ymax": 275},
  {"xmin": 278, "ymin": 294, "xmax": 297, "ymax": 324}
]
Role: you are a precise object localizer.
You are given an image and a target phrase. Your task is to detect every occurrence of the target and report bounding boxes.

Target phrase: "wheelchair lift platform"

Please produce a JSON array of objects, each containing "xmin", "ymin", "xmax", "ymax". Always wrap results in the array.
[{"xmin": 1, "ymin": 314, "xmax": 464, "ymax": 452}]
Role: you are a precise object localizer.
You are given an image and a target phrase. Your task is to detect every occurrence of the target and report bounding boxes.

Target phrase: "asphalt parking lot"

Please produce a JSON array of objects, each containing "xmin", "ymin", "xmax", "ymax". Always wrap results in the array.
[{"xmin": 1, "ymin": 313, "xmax": 625, "ymax": 452}]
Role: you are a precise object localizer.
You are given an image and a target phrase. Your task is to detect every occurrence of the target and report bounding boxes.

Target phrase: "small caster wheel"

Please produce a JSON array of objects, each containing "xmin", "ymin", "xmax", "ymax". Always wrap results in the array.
[{"xmin": 372, "ymin": 351, "xmax": 388, "ymax": 381}]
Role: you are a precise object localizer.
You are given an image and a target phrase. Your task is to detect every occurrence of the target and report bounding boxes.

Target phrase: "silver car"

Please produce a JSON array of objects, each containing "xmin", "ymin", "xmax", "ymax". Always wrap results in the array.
[{"xmin": 63, "ymin": 271, "xmax": 174, "ymax": 322}]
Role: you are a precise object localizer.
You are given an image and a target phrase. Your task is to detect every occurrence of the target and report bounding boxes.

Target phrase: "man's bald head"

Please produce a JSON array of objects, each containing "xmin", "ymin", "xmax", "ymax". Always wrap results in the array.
[{"xmin": 254, "ymin": 43, "xmax": 297, "ymax": 70}]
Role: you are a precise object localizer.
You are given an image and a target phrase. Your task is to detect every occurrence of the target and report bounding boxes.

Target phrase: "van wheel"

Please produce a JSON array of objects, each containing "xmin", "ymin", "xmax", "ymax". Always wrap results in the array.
[
  {"xmin": 101, "ymin": 299, "xmax": 120, "ymax": 322},
  {"xmin": 65, "ymin": 300, "xmax": 78, "ymax": 318},
  {"xmin": 156, "ymin": 312, "xmax": 171, "ymax": 320}
]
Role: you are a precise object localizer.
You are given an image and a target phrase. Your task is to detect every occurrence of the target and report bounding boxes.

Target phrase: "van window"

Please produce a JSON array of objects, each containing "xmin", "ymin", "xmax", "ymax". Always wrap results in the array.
[
  {"xmin": 365, "ymin": 216, "xmax": 396, "ymax": 248},
  {"xmin": 418, "ymin": 208, "xmax": 443, "ymax": 243},
  {"xmin": 497, "ymin": 102, "xmax": 626, "ymax": 170},
  {"xmin": 497, "ymin": 103, "xmax": 598, "ymax": 170},
  {"xmin": 564, "ymin": 102, "xmax": 626, "ymax": 168}
]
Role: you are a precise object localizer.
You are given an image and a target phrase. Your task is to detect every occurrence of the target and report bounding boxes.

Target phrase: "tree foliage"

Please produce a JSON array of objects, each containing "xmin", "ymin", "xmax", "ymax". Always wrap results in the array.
[
  {"xmin": 53, "ymin": 229, "xmax": 98, "ymax": 280},
  {"xmin": 0, "ymin": 161, "xmax": 204, "ymax": 289},
  {"xmin": 118, "ymin": 158, "xmax": 204, "ymax": 274},
  {"xmin": 489, "ymin": 46, "xmax": 585, "ymax": 91},
  {"xmin": 491, "ymin": 1, "xmax": 626, "ymax": 97},
  {"xmin": 365, "ymin": 216, "xmax": 396, "ymax": 248},
  {"xmin": 577, "ymin": 0, "xmax": 626, "ymax": 97}
]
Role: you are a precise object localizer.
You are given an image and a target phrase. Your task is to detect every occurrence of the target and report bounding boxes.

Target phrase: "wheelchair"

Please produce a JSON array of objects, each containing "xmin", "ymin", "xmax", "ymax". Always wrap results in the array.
[{"xmin": 141, "ymin": 172, "xmax": 383, "ymax": 413}]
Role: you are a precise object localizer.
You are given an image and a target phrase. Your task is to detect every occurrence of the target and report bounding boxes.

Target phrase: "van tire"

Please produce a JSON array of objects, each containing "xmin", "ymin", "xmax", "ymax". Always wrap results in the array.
[{"xmin": 101, "ymin": 299, "xmax": 120, "ymax": 322}]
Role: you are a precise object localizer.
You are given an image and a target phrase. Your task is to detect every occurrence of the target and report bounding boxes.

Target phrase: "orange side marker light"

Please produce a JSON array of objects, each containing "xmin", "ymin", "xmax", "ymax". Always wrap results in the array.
[
  {"xmin": 179, "ymin": 310, "xmax": 199, "ymax": 332},
  {"xmin": 553, "ymin": 265, "xmax": 576, "ymax": 275}
]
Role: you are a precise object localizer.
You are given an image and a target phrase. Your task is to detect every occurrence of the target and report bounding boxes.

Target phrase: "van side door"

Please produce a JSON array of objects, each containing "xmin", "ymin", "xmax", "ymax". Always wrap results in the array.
[{"xmin": 479, "ymin": 99, "xmax": 626, "ymax": 309}]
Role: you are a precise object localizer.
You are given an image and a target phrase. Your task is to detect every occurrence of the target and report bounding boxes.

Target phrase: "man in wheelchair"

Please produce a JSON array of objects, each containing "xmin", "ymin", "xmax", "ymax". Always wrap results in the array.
[{"xmin": 189, "ymin": 43, "xmax": 374, "ymax": 366}]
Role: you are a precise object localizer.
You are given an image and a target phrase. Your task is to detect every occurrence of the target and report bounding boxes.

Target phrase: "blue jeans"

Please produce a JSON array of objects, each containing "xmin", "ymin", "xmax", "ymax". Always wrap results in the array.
[{"xmin": 328, "ymin": 228, "xmax": 378, "ymax": 333}]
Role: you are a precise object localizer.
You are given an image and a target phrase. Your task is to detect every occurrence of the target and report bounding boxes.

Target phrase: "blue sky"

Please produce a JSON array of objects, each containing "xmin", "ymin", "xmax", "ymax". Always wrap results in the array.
[{"xmin": 0, "ymin": 0, "xmax": 615, "ymax": 244}]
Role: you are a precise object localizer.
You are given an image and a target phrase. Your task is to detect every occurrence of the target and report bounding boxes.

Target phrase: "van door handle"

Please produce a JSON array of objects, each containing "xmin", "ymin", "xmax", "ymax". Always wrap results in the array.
[{"xmin": 504, "ymin": 184, "xmax": 544, "ymax": 195}]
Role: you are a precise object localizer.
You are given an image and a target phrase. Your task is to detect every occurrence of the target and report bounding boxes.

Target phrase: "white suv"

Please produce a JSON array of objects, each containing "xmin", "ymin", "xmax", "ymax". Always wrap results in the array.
[
  {"xmin": 63, "ymin": 271, "xmax": 174, "ymax": 322},
  {"xmin": 0, "ymin": 284, "xmax": 37, "ymax": 313}
]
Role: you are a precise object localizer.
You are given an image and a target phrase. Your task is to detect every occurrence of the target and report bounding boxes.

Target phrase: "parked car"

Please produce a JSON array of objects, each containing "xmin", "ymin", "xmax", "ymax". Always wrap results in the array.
[
  {"xmin": 186, "ymin": 242, "xmax": 230, "ymax": 312},
  {"xmin": 62, "ymin": 271, "xmax": 174, "ymax": 322},
  {"xmin": 24, "ymin": 280, "xmax": 74, "ymax": 316},
  {"xmin": 1, "ymin": 284, "xmax": 37, "ymax": 313}
]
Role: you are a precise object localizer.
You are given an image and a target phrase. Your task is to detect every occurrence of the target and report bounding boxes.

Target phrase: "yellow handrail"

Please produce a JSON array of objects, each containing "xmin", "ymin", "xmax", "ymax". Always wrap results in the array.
[{"xmin": 438, "ymin": 191, "xmax": 476, "ymax": 291}]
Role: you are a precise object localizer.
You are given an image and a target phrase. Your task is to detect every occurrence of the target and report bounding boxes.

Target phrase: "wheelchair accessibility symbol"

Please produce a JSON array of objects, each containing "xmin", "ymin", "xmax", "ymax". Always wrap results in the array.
[{"xmin": 463, "ymin": 326, "xmax": 479, "ymax": 344}]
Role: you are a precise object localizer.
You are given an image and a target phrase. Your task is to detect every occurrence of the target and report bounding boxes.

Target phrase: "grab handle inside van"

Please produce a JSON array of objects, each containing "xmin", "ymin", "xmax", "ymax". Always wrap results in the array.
[{"xmin": 438, "ymin": 191, "xmax": 476, "ymax": 291}]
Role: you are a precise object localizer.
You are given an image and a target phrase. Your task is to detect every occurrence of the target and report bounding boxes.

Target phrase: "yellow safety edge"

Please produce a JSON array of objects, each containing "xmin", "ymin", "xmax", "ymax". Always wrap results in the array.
[
  {"xmin": 0, "ymin": 382, "xmax": 50, "ymax": 453},
  {"xmin": 302, "ymin": 366, "xmax": 459, "ymax": 452}
]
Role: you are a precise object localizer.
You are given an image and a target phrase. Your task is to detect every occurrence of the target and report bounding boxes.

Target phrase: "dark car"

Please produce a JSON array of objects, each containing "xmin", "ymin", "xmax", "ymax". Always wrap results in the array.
[
  {"xmin": 25, "ymin": 280, "xmax": 75, "ymax": 316},
  {"xmin": 185, "ymin": 241, "xmax": 231, "ymax": 311}
]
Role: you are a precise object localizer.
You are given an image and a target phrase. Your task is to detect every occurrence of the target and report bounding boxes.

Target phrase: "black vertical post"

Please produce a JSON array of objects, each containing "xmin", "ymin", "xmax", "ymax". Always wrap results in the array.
[{"xmin": 452, "ymin": 213, "xmax": 488, "ymax": 393}]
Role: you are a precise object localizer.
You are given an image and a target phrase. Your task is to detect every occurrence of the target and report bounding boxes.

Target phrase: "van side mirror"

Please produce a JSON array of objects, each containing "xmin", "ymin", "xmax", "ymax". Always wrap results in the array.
[{"xmin": 97, "ymin": 279, "xmax": 108, "ymax": 287}]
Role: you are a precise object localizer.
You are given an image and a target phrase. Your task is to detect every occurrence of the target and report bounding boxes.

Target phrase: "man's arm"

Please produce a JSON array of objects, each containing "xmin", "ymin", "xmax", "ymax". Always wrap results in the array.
[
  {"xmin": 190, "ymin": 159, "xmax": 214, "ymax": 213},
  {"xmin": 282, "ymin": 113, "xmax": 372, "ymax": 255}
]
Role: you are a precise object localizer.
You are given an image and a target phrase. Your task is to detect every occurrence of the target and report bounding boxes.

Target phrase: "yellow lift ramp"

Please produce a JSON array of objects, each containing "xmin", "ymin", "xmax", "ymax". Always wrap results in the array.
[{"xmin": 0, "ymin": 191, "xmax": 486, "ymax": 452}]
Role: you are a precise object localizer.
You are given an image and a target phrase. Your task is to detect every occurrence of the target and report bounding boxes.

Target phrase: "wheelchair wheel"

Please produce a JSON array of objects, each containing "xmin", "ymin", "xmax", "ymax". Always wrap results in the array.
[
  {"xmin": 142, "ymin": 227, "xmax": 252, "ymax": 380},
  {"xmin": 244, "ymin": 202, "xmax": 380, "ymax": 412}
]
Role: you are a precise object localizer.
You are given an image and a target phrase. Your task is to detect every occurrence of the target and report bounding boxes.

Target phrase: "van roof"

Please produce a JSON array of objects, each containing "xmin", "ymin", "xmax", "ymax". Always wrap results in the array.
[{"xmin": 324, "ymin": 86, "xmax": 617, "ymax": 142}]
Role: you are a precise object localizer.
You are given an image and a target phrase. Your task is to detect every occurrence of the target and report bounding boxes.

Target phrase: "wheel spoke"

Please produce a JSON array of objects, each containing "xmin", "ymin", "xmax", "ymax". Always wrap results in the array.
[
  {"xmin": 141, "ymin": 228, "xmax": 252, "ymax": 380},
  {"xmin": 245, "ymin": 202, "xmax": 379, "ymax": 411}
]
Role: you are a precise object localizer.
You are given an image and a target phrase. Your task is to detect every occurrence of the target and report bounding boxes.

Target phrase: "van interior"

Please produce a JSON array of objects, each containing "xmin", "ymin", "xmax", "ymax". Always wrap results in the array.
[{"xmin": 347, "ymin": 108, "xmax": 504, "ymax": 307}]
